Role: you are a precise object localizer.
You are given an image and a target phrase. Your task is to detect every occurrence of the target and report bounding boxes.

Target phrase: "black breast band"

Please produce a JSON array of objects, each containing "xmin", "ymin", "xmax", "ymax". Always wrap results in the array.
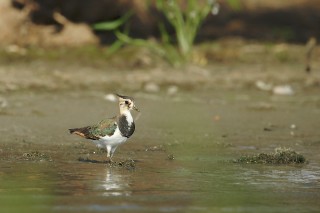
[{"xmin": 118, "ymin": 115, "xmax": 135, "ymax": 138}]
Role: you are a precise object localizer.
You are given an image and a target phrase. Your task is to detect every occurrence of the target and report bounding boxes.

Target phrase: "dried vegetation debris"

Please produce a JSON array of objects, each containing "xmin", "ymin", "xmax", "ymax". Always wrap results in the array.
[
  {"xmin": 78, "ymin": 157, "xmax": 136, "ymax": 170},
  {"xmin": 22, "ymin": 151, "xmax": 53, "ymax": 162},
  {"xmin": 114, "ymin": 159, "xmax": 136, "ymax": 170},
  {"xmin": 145, "ymin": 144, "xmax": 166, "ymax": 152},
  {"xmin": 235, "ymin": 147, "xmax": 306, "ymax": 164}
]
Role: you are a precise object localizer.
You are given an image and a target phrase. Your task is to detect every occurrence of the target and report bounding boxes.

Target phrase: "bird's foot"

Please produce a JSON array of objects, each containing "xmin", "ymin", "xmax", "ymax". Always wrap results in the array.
[{"xmin": 105, "ymin": 157, "xmax": 113, "ymax": 164}]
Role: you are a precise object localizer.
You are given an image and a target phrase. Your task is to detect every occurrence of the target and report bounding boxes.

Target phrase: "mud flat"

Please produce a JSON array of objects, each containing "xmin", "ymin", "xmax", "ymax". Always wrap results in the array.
[{"xmin": 0, "ymin": 88, "xmax": 320, "ymax": 212}]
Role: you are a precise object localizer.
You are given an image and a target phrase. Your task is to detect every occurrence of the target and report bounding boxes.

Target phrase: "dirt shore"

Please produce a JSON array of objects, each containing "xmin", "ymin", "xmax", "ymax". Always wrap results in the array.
[{"xmin": 1, "ymin": 39, "xmax": 320, "ymax": 94}]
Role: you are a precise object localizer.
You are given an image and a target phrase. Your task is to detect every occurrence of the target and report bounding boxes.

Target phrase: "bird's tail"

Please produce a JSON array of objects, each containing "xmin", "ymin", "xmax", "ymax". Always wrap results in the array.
[{"xmin": 68, "ymin": 126, "xmax": 97, "ymax": 139}]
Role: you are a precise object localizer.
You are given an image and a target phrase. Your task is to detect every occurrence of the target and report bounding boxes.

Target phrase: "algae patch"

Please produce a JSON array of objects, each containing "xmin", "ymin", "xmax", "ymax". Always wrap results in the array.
[
  {"xmin": 78, "ymin": 157, "xmax": 136, "ymax": 170},
  {"xmin": 22, "ymin": 151, "xmax": 52, "ymax": 162},
  {"xmin": 235, "ymin": 147, "xmax": 306, "ymax": 164},
  {"xmin": 113, "ymin": 159, "xmax": 136, "ymax": 170}
]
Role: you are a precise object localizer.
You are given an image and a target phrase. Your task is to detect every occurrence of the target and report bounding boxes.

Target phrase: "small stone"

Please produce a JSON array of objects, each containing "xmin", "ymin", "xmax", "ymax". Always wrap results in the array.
[
  {"xmin": 273, "ymin": 85, "xmax": 294, "ymax": 95},
  {"xmin": 144, "ymin": 82, "xmax": 160, "ymax": 93},
  {"xmin": 5, "ymin": 44, "xmax": 26, "ymax": 55},
  {"xmin": 167, "ymin": 85, "xmax": 178, "ymax": 95},
  {"xmin": 290, "ymin": 124, "xmax": 297, "ymax": 129},
  {"xmin": 104, "ymin": 94, "xmax": 117, "ymax": 102},
  {"xmin": 255, "ymin": 80, "xmax": 273, "ymax": 91},
  {"xmin": 0, "ymin": 97, "xmax": 8, "ymax": 108}
]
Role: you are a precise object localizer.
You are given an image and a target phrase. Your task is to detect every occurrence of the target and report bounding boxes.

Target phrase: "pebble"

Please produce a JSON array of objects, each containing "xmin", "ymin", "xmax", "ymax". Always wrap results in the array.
[
  {"xmin": 0, "ymin": 97, "xmax": 8, "ymax": 108},
  {"xmin": 255, "ymin": 80, "xmax": 273, "ymax": 91},
  {"xmin": 5, "ymin": 44, "xmax": 26, "ymax": 55},
  {"xmin": 290, "ymin": 124, "xmax": 297, "ymax": 129},
  {"xmin": 167, "ymin": 85, "xmax": 178, "ymax": 96},
  {"xmin": 104, "ymin": 94, "xmax": 117, "ymax": 102},
  {"xmin": 273, "ymin": 85, "xmax": 294, "ymax": 95},
  {"xmin": 144, "ymin": 82, "xmax": 160, "ymax": 93}
]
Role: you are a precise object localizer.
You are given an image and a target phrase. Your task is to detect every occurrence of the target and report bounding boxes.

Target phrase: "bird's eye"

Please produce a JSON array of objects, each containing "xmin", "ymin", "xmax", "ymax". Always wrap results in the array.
[{"xmin": 125, "ymin": 100, "xmax": 129, "ymax": 104}]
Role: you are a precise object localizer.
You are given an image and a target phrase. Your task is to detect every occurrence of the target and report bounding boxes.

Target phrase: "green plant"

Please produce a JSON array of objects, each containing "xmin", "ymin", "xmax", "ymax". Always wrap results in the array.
[
  {"xmin": 156, "ymin": 0, "xmax": 215, "ymax": 59},
  {"xmin": 93, "ymin": 11, "xmax": 133, "ymax": 54},
  {"xmin": 226, "ymin": 0, "xmax": 242, "ymax": 11},
  {"xmin": 93, "ymin": 0, "xmax": 216, "ymax": 66}
]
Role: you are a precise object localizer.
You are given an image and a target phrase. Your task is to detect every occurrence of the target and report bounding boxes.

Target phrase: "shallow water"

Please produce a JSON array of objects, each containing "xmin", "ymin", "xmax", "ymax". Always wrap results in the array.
[{"xmin": 0, "ymin": 90, "xmax": 320, "ymax": 213}]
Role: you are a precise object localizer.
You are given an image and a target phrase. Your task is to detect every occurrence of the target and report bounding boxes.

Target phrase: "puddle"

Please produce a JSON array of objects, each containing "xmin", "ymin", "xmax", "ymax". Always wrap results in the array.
[{"xmin": 0, "ymin": 90, "xmax": 320, "ymax": 212}]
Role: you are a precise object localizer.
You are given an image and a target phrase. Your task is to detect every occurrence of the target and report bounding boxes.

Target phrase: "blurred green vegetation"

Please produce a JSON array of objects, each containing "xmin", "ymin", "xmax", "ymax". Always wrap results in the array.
[
  {"xmin": 93, "ymin": 0, "xmax": 216, "ymax": 66},
  {"xmin": 226, "ymin": 0, "xmax": 242, "ymax": 11},
  {"xmin": 0, "ymin": 39, "xmax": 305, "ymax": 69},
  {"xmin": 0, "ymin": 165, "xmax": 54, "ymax": 213}
]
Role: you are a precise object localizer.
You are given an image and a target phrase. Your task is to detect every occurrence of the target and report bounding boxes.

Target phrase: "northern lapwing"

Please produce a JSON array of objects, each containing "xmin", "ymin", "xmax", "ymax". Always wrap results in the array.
[{"xmin": 69, "ymin": 94, "xmax": 139, "ymax": 162}]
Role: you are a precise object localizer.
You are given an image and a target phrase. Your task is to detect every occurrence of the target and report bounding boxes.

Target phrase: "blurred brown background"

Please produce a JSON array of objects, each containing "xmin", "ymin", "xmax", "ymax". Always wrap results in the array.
[{"xmin": 1, "ymin": 0, "xmax": 319, "ymax": 47}]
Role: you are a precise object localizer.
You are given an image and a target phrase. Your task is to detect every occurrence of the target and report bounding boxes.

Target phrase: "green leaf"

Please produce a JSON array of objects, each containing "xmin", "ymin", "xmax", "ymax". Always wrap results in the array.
[
  {"xmin": 158, "ymin": 22, "xmax": 170, "ymax": 44},
  {"xmin": 227, "ymin": 0, "xmax": 242, "ymax": 11},
  {"xmin": 106, "ymin": 39, "xmax": 125, "ymax": 55},
  {"xmin": 93, "ymin": 11, "xmax": 133, "ymax": 31}
]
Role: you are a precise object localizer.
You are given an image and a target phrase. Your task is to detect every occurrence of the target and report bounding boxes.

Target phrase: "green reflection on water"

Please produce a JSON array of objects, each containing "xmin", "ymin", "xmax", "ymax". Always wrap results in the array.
[{"xmin": 0, "ymin": 163, "xmax": 54, "ymax": 213}]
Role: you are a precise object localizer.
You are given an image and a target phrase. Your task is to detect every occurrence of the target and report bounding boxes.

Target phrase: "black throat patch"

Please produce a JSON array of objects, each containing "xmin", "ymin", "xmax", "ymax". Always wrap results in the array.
[{"xmin": 118, "ymin": 115, "xmax": 135, "ymax": 138}]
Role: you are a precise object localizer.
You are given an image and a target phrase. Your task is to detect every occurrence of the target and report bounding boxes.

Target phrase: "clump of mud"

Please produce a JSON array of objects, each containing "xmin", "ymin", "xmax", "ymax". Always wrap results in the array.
[
  {"xmin": 111, "ymin": 159, "xmax": 136, "ymax": 170},
  {"xmin": 78, "ymin": 157, "xmax": 136, "ymax": 170},
  {"xmin": 167, "ymin": 154, "xmax": 175, "ymax": 160},
  {"xmin": 22, "ymin": 151, "xmax": 52, "ymax": 162},
  {"xmin": 235, "ymin": 147, "xmax": 306, "ymax": 164}
]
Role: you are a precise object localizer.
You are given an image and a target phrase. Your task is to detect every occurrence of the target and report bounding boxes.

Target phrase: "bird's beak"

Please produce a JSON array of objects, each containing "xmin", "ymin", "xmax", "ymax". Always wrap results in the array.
[{"xmin": 133, "ymin": 105, "xmax": 140, "ymax": 112}]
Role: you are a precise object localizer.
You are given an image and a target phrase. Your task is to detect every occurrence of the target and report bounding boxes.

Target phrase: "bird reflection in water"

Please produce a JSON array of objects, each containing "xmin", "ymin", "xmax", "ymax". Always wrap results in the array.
[{"xmin": 100, "ymin": 167, "xmax": 132, "ymax": 197}]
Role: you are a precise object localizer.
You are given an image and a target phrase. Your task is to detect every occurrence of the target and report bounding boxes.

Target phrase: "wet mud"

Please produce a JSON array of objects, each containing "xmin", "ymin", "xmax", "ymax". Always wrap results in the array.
[{"xmin": 0, "ymin": 90, "xmax": 320, "ymax": 212}]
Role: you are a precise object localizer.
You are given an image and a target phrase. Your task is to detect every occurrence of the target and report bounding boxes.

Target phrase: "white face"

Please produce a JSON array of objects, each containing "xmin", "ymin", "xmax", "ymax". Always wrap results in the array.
[
  {"xmin": 119, "ymin": 98, "xmax": 139, "ymax": 112},
  {"xmin": 119, "ymin": 98, "xmax": 133, "ymax": 110}
]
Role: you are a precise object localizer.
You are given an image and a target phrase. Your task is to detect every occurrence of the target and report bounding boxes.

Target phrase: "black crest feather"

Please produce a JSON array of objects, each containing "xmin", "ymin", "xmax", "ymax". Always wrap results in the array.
[{"xmin": 116, "ymin": 94, "xmax": 134, "ymax": 101}]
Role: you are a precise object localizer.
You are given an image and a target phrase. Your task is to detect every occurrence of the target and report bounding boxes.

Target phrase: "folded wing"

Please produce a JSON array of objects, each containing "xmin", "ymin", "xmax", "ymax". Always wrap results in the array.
[{"xmin": 69, "ymin": 117, "xmax": 117, "ymax": 140}]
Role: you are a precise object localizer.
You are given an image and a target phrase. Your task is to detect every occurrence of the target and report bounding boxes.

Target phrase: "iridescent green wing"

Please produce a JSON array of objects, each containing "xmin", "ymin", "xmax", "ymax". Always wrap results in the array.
[{"xmin": 89, "ymin": 116, "xmax": 117, "ymax": 138}]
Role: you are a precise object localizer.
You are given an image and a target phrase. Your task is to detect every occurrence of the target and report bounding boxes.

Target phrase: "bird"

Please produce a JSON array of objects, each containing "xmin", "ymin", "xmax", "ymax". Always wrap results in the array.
[{"xmin": 69, "ymin": 94, "xmax": 139, "ymax": 162}]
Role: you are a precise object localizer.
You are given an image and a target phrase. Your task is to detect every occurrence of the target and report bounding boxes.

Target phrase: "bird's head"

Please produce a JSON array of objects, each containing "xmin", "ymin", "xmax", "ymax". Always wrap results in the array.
[{"xmin": 116, "ymin": 94, "xmax": 139, "ymax": 113}]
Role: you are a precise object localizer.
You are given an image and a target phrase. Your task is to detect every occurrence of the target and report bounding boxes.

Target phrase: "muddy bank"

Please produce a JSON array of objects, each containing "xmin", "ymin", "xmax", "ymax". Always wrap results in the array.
[
  {"xmin": 1, "ymin": 40, "xmax": 320, "ymax": 94},
  {"xmin": 0, "ymin": 61, "xmax": 315, "ymax": 93}
]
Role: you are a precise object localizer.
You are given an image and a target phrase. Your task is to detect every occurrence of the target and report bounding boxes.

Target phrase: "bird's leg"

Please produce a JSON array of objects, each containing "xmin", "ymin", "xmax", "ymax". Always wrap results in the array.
[
  {"xmin": 106, "ymin": 157, "xmax": 113, "ymax": 164},
  {"xmin": 106, "ymin": 145, "xmax": 113, "ymax": 164},
  {"xmin": 106, "ymin": 145, "xmax": 118, "ymax": 164},
  {"xmin": 109, "ymin": 146, "xmax": 119, "ymax": 163}
]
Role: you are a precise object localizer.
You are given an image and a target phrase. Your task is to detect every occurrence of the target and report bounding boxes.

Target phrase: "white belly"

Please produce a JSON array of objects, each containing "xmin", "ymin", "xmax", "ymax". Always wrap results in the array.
[{"xmin": 93, "ymin": 128, "xmax": 127, "ymax": 148}]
